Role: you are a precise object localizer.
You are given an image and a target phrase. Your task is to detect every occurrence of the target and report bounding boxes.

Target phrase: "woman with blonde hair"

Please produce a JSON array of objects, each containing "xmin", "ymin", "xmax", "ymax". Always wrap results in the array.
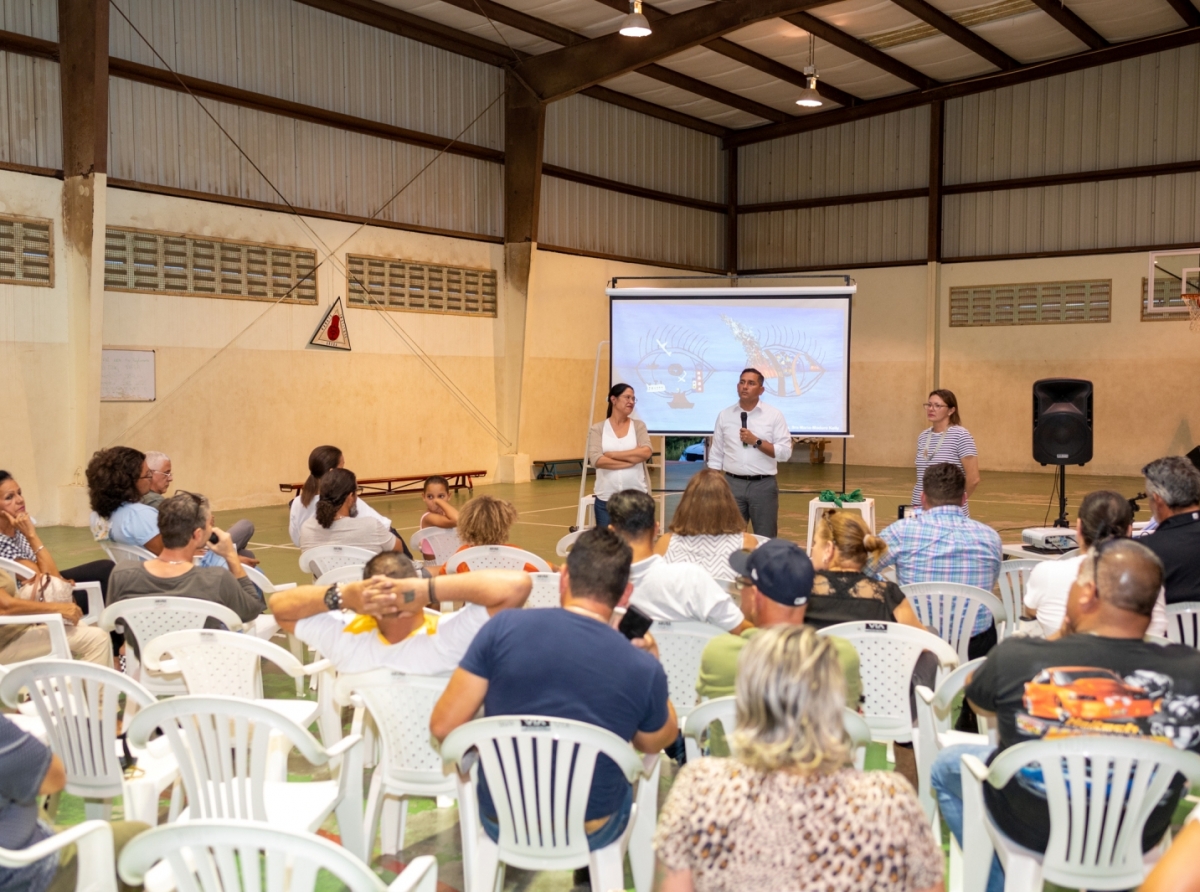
[
  {"xmin": 654, "ymin": 625, "xmax": 942, "ymax": 892},
  {"xmin": 807, "ymin": 509, "xmax": 923, "ymax": 629},
  {"xmin": 443, "ymin": 495, "xmax": 539, "ymax": 574},
  {"xmin": 654, "ymin": 469, "xmax": 757, "ymax": 582}
]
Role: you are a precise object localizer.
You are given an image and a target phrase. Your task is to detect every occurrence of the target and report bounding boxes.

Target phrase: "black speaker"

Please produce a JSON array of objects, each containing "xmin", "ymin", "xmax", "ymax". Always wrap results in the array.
[{"xmin": 1033, "ymin": 378, "xmax": 1093, "ymax": 466}]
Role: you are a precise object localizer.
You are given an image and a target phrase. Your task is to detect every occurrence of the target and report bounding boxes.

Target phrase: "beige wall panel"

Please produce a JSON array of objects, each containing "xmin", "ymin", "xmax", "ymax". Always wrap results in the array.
[
  {"xmin": 0, "ymin": 0, "xmax": 56, "ymax": 39},
  {"xmin": 739, "ymin": 107, "xmax": 929, "ymax": 205},
  {"xmin": 110, "ymin": 0, "xmax": 504, "ymax": 150},
  {"xmin": 544, "ymin": 93, "xmax": 724, "ymax": 203},
  {"xmin": 0, "ymin": 51, "xmax": 60, "ymax": 170},
  {"xmin": 739, "ymin": 198, "xmax": 927, "ymax": 270},
  {"xmin": 538, "ymin": 177, "xmax": 724, "ymax": 270}
]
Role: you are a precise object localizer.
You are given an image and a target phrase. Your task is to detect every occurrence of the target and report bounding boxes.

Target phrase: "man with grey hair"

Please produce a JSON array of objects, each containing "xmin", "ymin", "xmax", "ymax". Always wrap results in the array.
[
  {"xmin": 141, "ymin": 451, "xmax": 172, "ymax": 508},
  {"xmin": 1140, "ymin": 455, "xmax": 1200, "ymax": 604}
]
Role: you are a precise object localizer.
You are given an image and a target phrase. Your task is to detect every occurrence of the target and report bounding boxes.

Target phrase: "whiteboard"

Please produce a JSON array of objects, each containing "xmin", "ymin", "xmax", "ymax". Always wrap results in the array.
[{"xmin": 101, "ymin": 349, "xmax": 156, "ymax": 401}]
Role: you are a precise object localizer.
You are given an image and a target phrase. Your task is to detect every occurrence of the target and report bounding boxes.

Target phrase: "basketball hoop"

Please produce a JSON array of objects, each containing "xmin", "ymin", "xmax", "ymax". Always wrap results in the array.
[{"xmin": 1185, "ymin": 293, "xmax": 1200, "ymax": 331}]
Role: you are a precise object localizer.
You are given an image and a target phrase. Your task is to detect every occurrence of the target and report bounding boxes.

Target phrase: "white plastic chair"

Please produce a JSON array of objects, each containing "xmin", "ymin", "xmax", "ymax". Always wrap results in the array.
[
  {"xmin": 1166, "ymin": 602, "xmax": 1200, "ymax": 647},
  {"xmin": 650, "ymin": 620, "xmax": 727, "ymax": 720},
  {"xmin": 241, "ymin": 565, "xmax": 306, "ymax": 694},
  {"xmin": 334, "ymin": 671, "xmax": 455, "ymax": 859},
  {"xmin": 140, "ymin": 629, "xmax": 341, "ymax": 777},
  {"xmin": 555, "ymin": 530, "xmax": 584, "ymax": 557},
  {"xmin": 0, "ymin": 557, "xmax": 104, "ymax": 626},
  {"xmin": 574, "ymin": 494, "xmax": 596, "ymax": 531},
  {"xmin": 0, "ymin": 660, "xmax": 180, "ymax": 825},
  {"xmin": 445, "ymin": 545, "xmax": 552, "ymax": 573},
  {"xmin": 818, "ymin": 621, "xmax": 960, "ymax": 744},
  {"xmin": 440, "ymin": 715, "xmax": 657, "ymax": 892},
  {"xmin": 913, "ymin": 657, "xmax": 989, "ymax": 824},
  {"xmin": 315, "ymin": 564, "xmax": 369, "ymax": 586},
  {"xmin": 99, "ymin": 541, "xmax": 156, "ymax": 564},
  {"xmin": 410, "ymin": 527, "xmax": 462, "ymax": 564},
  {"xmin": 118, "ymin": 822, "xmax": 438, "ymax": 892},
  {"xmin": 996, "ymin": 560, "xmax": 1039, "ymax": 638},
  {"xmin": 99, "ymin": 597, "xmax": 244, "ymax": 697},
  {"xmin": 0, "ymin": 819, "xmax": 117, "ymax": 892},
  {"xmin": 681, "ymin": 695, "xmax": 871, "ymax": 768},
  {"xmin": 0, "ymin": 613, "xmax": 71, "ymax": 659},
  {"xmin": 525, "ymin": 572, "xmax": 561, "ymax": 609},
  {"xmin": 298, "ymin": 544, "xmax": 375, "ymax": 579},
  {"xmin": 961, "ymin": 736, "xmax": 1200, "ymax": 892},
  {"xmin": 126, "ymin": 695, "xmax": 367, "ymax": 861},
  {"xmin": 902, "ymin": 582, "xmax": 1006, "ymax": 662}
]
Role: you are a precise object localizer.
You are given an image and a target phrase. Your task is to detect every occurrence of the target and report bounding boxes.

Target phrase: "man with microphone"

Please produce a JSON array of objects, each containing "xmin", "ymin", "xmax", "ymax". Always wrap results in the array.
[{"xmin": 707, "ymin": 368, "xmax": 792, "ymax": 537}]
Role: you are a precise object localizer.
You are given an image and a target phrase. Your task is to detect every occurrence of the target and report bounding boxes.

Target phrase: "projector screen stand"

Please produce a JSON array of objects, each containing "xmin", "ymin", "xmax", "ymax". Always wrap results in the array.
[{"xmin": 1053, "ymin": 464, "xmax": 1070, "ymax": 528}]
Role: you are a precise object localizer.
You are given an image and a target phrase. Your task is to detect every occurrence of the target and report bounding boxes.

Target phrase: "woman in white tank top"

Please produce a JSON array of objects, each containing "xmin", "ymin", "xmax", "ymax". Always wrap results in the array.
[
  {"xmin": 655, "ymin": 468, "xmax": 759, "ymax": 583},
  {"xmin": 586, "ymin": 384, "xmax": 652, "ymax": 530}
]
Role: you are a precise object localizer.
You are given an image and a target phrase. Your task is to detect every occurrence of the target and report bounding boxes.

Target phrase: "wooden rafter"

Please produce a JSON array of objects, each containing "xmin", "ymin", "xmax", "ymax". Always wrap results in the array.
[
  {"xmin": 1164, "ymin": 0, "xmax": 1200, "ymax": 28},
  {"xmin": 888, "ymin": 0, "xmax": 1018, "ymax": 71},
  {"xmin": 785, "ymin": 12, "xmax": 936, "ymax": 89},
  {"xmin": 1026, "ymin": 0, "xmax": 1108, "ymax": 50}
]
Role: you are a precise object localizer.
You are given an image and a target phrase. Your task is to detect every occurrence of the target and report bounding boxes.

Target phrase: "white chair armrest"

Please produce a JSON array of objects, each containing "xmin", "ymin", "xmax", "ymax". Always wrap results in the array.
[
  {"xmin": 324, "ymin": 732, "xmax": 363, "ymax": 762},
  {"xmin": 962, "ymin": 753, "xmax": 990, "ymax": 782},
  {"xmin": 959, "ymin": 752, "xmax": 996, "ymax": 892},
  {"xmin": 387, "ymin": 854, "xmax": 438, "ymax": 892},
  {"xmin": 72, "ymin": 581, "xmax": 104, "ymax": 626},
  {"xmin": 915, "ymin": 685, "xmax": 935, "ymax": 705},
  {"xmin": 0, "ymin": 819, "xmax": 116, "ymax": 892},
  {"xmin": 304, "ymin": 658, "xmax": 334, "ymax": 675},
  {"xmin": 0, "ymin": 614, "xmax": 70, "ymax": 659},
  {"xmin": 640, "ymin": 752, "xmax": 659, "ymax": 778}
]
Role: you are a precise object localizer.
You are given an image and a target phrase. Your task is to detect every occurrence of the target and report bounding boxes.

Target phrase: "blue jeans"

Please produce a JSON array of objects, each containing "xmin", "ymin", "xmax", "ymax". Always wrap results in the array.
[
  {"xmin": 931, "ymin": 743, "xmax": 1004, "ymax": 892},
  {"xmin": 592, "ymin": 498, "xmax": 610, "ymax": 531},
  {"xmin": 480, "ymin": 782, "xmax": 633, "ymax": 852}
]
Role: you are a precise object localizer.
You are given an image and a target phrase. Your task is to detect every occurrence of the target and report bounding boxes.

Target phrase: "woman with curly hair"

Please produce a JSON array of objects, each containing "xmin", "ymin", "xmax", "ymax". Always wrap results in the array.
[{"xmin": 442, "ymin": 495, "xmax": 539, "ymax": 574}]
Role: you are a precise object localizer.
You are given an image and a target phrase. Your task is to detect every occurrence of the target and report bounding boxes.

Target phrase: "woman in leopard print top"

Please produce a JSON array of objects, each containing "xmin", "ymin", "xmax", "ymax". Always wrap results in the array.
[{"xmin": 653, "ymin": 626, "xmax": 943, "ymax": 892}]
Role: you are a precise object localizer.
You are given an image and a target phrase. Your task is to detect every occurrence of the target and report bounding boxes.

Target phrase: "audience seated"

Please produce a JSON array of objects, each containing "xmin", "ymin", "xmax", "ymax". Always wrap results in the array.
[
  {"xmin": 107, "ymin": 493, "xmax": 264, "ymax": 654},
  {"xmin": 419, "ymin": 476, "xmax": 459, "ymax": 531},
  {"xmin": 655, "ymin": 624, "xmax": 943, "ymax": 892},
  {"xmin": 0, "ymin": 714, "xmax": 148, "ymax": 892},
  {"xmin": 930, "ymin": 539, "xmax": 1200, "ymax": 892},
  {"xmin": 808, "ymin": 508, "xmax": 924, "ymax": 630},
  {"xmin": 431, "ymin": 528, "xmax": 678, "ymax": 858},
  {"xmin": 298, "ymin": 469, "xmax": 404, "ymax": 556},
  {"xmin": 288, "ymin": 445, "xmax": 394, "ymax": 548},
  {"xmin": 0, "ymin": 469, "xmax": 115, "ymax": 615},
  {"xmin": 0, "ymin": 568, "xmax": 110, "ymax": 667},
  {"xmin": 607, "ymin": 489, "xmax": 749, "ymax": 632},
  {"xmin": 272, "ymin": 552, "xmax": 530, "ymax": 673},
  {"xmin": 442, "ymin": 496, "xmax": 539, "ymax": 573},
  {"xmin": 140, "ymin": 451, "xmax": 171, "ymax": 508},
  {"xmin": 652, "ymin": 469, "xmax": 758, "ymax": 582},
  {"xmin": 697, "ymin": 539, "xmax": 861, "ymax": 711},
  {"xmin": 1024, "ymin": 489, "xmax": 1167, "ymax": 637},
  {"xmin": 1139, "ymin": 455, "xmax": 1200, "ymax": 604},
  {"xmin": 875, "ymin": 462, "xmax": 1003, "ymax": 658}
]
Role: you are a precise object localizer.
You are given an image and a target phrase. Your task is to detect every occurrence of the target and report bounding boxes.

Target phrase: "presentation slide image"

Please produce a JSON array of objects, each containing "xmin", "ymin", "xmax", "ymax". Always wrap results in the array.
[{"xmin": 610, "ymin": 295, "xmax": 850, "ymax": 435}]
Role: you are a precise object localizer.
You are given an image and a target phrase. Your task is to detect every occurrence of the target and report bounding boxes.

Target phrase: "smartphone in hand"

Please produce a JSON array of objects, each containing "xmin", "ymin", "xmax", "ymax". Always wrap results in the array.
[{"xmin": 617, "ymin": 604, "xmax": 654, "ymax": 641}]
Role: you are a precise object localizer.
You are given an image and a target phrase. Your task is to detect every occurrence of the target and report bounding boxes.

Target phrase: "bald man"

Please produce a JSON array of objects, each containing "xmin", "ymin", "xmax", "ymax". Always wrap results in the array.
[{"xmin": 929, "ymin": 540, "xmax": 1200, "ymax": 892}]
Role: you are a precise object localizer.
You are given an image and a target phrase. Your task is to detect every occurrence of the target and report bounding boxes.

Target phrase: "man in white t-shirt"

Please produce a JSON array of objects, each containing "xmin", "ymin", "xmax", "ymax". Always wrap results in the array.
[
  {"xmin": 606, "ymin": 490, "xmax": 749, "ymax": 633},
  {"xmin": 271, "ymin": 552, "xmax": 531, "ymax": 674}
]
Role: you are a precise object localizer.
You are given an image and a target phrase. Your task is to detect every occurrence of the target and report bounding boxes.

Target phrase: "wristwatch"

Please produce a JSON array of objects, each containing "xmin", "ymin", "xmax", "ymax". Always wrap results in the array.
[
  {"xmin": 755, "ymin": 438, "xmax": 763, "ymax": 448},
  {"xmin": 324, "ymin": 582, "xmax": 343, "ymax": 612}
]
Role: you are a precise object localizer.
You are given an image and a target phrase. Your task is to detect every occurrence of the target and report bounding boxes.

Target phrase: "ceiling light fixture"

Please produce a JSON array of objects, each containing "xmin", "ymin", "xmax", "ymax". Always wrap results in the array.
[
  {"xmin": 619, "ymin": 0, "xmax": 652, "ymax": 37},
  {"xmin": 796, "ymin": 34, "xmax": 824, "ymax": 108}
]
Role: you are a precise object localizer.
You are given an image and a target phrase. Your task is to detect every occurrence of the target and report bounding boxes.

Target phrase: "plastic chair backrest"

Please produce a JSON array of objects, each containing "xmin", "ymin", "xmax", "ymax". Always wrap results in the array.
[
  {"xmin": 335, "ymin": 670, "xmax": 451, "ymax": 792},
  {"xmin": 446, "ymin": 545, "xmax": 552, "ymax": 573},
  {"xmin": 316, "ymin": 564, "xmax": 368, "ymax": 586},
  {"xmin": 117, "ymin": 821, "xmax": 438, "ymax": 892},
  {"xmin": 241, "ymin": 565, "xmax": 296, "ymax": 596},
  {"xmin": 996, "ymin": 560, "xmax": 1039, "ymax": 636},
  {"xmin": 126, "ymin": 695, "xmax": 330, "ymax": 821},
  {"xmin": 913, "ymin": 657, "xmax": 987, "ymax": 819},
  {"xmin": 650, "ymin": 621, "xmax": 726, "ymax": 718},
  {"xmin": 0, "ymin": 614, "xmax": 70, "ymax": 659},
  {"xmin": 1166, "ymin": 602, "xmax": 1200, "ymax": 648},
  {"xmin": 298, "ymin": 545, "xmax": 376, "ymax": 577},
  {"xmin": 101, "ymin": 542, "xmax": 156, "ymax": 563},
  {"xmin": 440, "ymin": 715, "xmax": 645, "ymax": 868},
  {"xmin": 984, "ymin": 736, "xmax": 1200, "ymax": 890},
  {"xmin": 818, "ymin": 621, "xmax": 959, "ymax": 743},
  {"xmin": 555, "ymin": 530, "xmax": 583, "ymax": 558},
  {"xmin": 0, "ymin": 660, "xmax": 156, "ymax": 800},
  {"xmin": 901, "ymin": 582, "xmax": 1005, "ymax": 662},
  {"xmin": 99, "ymin": 596, "xmax": 243, "ymax": 656},
  {"xmin": 141, "ymin": 629, "xmax": 306, "ymax": 700},
  {"xmin": 525, "ymin": 573, "xmax": 561, "ymax": 609},
  {"xmin": 409, "ymin": 528, "xmax": 462, "ymax": 565},
  {"xmin": 0, "ymin": 557, "xmax": 34, "ymax": 581},
  {"xmin": 752, "ymin": 535, "xmax": 770, "ymax": 547},
  {"xmin": 683, "ymin": 695, "xmax": 870, "ymax": 763}
]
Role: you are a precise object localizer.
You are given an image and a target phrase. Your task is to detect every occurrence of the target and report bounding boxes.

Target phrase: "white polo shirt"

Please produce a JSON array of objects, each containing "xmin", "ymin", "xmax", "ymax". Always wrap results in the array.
[
  {"xmin": 628, "ymin": 555, "xmax": 744, "ymax": 631},
  {"xmin": 708, "ymin": 401, "xmax": 792, "ymax": 476},
  {"xmin": 1023, "ymin": 555, "xmax": 1167, "ymax": 638}
]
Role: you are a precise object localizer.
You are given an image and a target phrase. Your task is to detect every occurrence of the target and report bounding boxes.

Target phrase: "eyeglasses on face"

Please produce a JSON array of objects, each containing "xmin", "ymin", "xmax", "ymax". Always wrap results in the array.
[{"xmin": 923, "ymin": 402, "xmax": 948, "ymax": 410}]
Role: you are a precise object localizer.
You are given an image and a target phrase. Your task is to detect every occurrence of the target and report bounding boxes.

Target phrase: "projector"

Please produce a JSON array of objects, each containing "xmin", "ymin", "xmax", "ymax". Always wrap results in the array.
[{"xmin": 1022, "ymin": 527, "xmax": 1078, "ymax": 553}]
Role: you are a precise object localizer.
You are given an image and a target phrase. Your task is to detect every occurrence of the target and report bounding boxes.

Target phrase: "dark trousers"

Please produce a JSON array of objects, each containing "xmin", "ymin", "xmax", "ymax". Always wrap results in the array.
[
  {"xmin": 954, "ymin": 623, "xmax": 999, "ymax": 732},
  {"xmin": 724, "ymin": 473, "xmax": 779, "ymax": 538},
  {"xmin": 60, "ymin": 560, "xmax": 121, "ymax": 655}
]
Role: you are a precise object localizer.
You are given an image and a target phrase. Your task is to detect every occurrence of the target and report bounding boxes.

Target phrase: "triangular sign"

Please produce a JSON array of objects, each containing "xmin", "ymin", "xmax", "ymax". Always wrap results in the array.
[{"xmin": 310, "ymin": 298, "xmax": 351, "ymax": 350}]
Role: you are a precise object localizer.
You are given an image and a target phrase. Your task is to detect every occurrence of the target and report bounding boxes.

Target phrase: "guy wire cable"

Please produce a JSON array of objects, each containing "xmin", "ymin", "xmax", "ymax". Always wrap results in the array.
[{"xmin": 107, "ymin": 0, "xmax": 512, "ymax": 447}]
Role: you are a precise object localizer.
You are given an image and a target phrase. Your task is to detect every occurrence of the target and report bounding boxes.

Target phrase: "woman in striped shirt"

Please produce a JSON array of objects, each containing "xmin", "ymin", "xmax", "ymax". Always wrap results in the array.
[{"xmin": 912, "ymin": 389, "xmax": 981, "ymax": 516}]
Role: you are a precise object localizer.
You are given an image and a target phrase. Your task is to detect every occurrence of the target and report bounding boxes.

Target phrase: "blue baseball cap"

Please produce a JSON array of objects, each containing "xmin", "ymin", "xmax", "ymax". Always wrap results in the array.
[{"xmin": 728, "ymin": 538, "xmax": 813, "ymax": 607}]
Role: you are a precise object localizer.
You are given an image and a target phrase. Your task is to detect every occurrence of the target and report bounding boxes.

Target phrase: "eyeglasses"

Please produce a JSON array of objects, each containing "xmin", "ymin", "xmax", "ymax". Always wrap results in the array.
[
  {"xmin": 152, "ymin": 470, "xmax": 173, "ymax": 479},
  {"xmin": 735, "ymin": 575, "xmax": 754, "ymax": 589},
  {"xmin": 923, "ymin": 402, "xmax": 948, "ymax": 410}
]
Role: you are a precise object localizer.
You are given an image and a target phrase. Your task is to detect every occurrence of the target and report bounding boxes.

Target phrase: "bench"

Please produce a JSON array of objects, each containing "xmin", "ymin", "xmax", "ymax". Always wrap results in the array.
[
  {"xmin": 534, "ymin": 459, "xmax": 586, "ymax": 480},
  {"xmin": 279, "ymin": 470, "xmax": 486, "ymax": 498}
]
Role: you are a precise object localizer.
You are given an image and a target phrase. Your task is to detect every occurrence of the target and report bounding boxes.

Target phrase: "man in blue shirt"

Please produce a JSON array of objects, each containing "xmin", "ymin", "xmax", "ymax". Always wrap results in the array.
[
  {"xmin": 875, "ymin": 462, "xmax": 1003, "ymax": 658},
  {"xmin": 431, "ymin": 528, "xmax": 677, "ymax": 854}
]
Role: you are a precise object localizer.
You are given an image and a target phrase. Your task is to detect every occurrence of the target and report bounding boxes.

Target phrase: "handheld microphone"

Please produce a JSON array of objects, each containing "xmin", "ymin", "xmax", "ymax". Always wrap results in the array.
[{"xmin": 741, "ymin": 411, "xmax": 748, "ymax": 447}]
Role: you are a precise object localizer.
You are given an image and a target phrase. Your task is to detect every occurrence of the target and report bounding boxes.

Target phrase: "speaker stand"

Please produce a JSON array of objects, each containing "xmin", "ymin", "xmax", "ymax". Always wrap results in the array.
[{"xmin": 1053, "ymin": 464, "xmax": 1070, "ymax": 528}]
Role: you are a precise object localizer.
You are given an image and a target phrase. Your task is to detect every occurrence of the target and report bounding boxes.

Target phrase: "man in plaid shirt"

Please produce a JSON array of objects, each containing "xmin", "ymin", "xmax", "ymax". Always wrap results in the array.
[{"xmin": 874, "ymin": 462, "xmax": 1003, "ymax": 658}]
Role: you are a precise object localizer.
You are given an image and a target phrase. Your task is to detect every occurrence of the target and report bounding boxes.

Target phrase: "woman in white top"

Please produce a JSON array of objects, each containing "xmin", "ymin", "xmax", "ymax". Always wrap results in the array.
[
  {"xmin": 654, "ymin": 468, "xmax": 758, "ymax": 583},
  {"xmin": 586, "ymin": 384, "xmax": 652, "ymax": 530},
  {"xmin": 288, "ymin": 444, "xmax": 393, "ymax": 547},
  {"xmin": 1024, "ymin": 490, "xmax": 1167, "ymax": 638},
  {"xmin": 298, "ymin": 468, "xmax": 405, "ymax": 555},
  {"xmin": 913, "ymin": 389, "xmax": 981, "ymax": 516}
]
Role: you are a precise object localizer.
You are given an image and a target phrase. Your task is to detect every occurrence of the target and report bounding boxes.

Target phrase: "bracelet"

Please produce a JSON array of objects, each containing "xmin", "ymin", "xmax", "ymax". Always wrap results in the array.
[
  {"xmin": 427, "ymin": 576, "xmax": 439, "ymax": 609},
  {"xmin": 32, "ymin": 545, "xmax": 46, "ymax": 556}
]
